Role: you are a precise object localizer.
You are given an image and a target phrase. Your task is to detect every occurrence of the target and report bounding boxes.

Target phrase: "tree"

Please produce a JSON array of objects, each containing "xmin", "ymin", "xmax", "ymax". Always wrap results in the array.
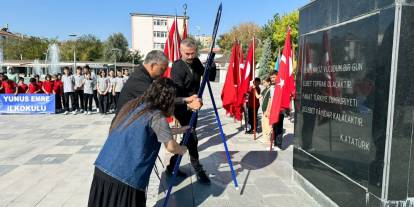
[
  {"xmin": 260, "ymin": 14, "xmax": 281, "ymax": 52},
  {"xmin": 104, "ymin": 33, "xmax": 129, "ymax": 62},
  {"xmin": 2, "ymin": 35, "xmax": 49, "ymax": 60},
  {"xmin": 257, "ymin": 38, "xmax": 273, "ymax": 80},
  {"xmin": 127, "ymin": 50, "xmax": 143, "ymax": 65},
  {"xmin": 60, "ymin": 34, "xmax": 105, "ymax": 61},
  {"xmin": 272, "ymin": 11, "xmax": 299, "ymax": 47},
  {"xmin": 217, "ymin": 22, "xmax": 261, "ymax": 55},
  {"xmin": 76, "ymin": 34, "xmax": 103, "ymax": 61}
]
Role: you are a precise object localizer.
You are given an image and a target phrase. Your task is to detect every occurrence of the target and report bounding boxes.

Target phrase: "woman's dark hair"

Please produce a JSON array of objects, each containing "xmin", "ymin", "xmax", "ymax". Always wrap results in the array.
[
  {"xmin": 110, "ymin": 77, "xmax": 177, "ymax": 133},
  {"xmin": 99, "ymin": 70, "xmax": 106, "ymax": 77},
  {"xmin": 29, "ymin": 78, "xmax": 36, "ymax": 83},
  {"xmin": 45, "ymin": 74, "xmax": 51, "ymax": 81}
]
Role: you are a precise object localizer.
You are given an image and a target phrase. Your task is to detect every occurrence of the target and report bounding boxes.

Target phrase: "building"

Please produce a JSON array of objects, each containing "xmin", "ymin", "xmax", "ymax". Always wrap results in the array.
[{"xmin": 130, "ymin": 13, "xmax": 188, "ymax": 56}]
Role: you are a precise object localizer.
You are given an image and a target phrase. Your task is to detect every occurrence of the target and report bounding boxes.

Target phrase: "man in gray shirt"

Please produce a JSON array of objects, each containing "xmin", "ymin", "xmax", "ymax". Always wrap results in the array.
[{"xmin": 62, "ymin": 67, "xmax": 76, "ymax": 115}]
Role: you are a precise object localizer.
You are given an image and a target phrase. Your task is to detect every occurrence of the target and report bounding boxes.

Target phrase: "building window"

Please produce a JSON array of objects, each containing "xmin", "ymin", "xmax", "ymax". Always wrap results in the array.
[
  {"xmin": 153, "ymin": 31, "xmax": 167, "ymax": 38},
  {"xmin": 153, "ymin": 43, "xmax": 165, "ymax": 50},
  {"xmin": 153, "ymin": 19, "xmax": 167, "ymax": 26}
]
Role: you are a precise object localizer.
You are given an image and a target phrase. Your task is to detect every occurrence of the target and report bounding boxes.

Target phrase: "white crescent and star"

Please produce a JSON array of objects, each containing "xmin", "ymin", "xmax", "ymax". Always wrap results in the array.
[{"xmin": 277, "ymin": 79, "xmax": 285, "ymax": 88}]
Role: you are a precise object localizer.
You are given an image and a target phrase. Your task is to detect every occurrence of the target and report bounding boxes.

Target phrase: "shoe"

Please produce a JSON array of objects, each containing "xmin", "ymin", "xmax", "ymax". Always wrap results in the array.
[
  {"xmin": 63, "ymin": 111, "xmax": 69, "ymax": 115},
  {"xmin": 83, "ymin": 111, "xmax": 88, "ymax": 115},
  {"xmin": 196, "ymin": 170, "xmax": 211, "ymax": 185},
  {"xmin": 87, "ymin": 111, "xmax": 91, "ymax": 115},
  {"xmin": 273, "ymin": 146, "xmax": 281, "ymax": 151},
  {"xmin": 245, "ymin": 130, "xmax": 253, "ymax": 134},
  {"xmin": 166, "ymin": 168, "xmax": 187, "ymax": 177},
  {"xmin": 72, "ymin": 111, "xmax": 77, "ymax": 115}
]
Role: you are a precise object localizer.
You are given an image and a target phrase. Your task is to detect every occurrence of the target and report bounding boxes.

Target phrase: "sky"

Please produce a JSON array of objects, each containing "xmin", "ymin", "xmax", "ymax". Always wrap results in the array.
[{"xmin": 0, "ymin": 0, "xmax": 308, "ymax": 45}]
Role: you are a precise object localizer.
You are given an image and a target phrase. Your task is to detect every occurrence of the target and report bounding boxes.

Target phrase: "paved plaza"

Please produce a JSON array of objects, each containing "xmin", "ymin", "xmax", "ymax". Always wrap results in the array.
[{"xmin": 0, "ymin": 82, "xmax": 319, "ymax": 207}]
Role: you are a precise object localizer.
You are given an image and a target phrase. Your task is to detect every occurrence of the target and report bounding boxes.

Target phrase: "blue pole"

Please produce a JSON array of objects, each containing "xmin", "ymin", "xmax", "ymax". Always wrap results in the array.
[
  {"xmin": 163, "ymin": 4, "xmax": 222, "ymax": 207},
  {"xmin": 206, "ymin": 80, "xmax": 239, "ymax": 188},
  {"xmin": 163, "ymin": 113, "xmax": 197, "ymax": 207}
]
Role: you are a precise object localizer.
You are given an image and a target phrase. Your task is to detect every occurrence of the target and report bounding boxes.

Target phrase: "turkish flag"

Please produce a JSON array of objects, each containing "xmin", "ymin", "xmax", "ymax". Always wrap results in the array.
[
  {"xmin": 182, "ymin": 18, "xmax": 188, "ymax": 40},
  {"xmin": 269, "ymin": 29, "xmax": 294, "ymax": 125},
  {"xmin": 163, "ymin": 18, "xmax": 181, "ymax": 78},
  {"xmin": 237, "ymin": 41, "xmax": 254, "ymax": 107},
  {"xmin": 221, "ymin": 42, "xmax": 242, "ymax": 120}
]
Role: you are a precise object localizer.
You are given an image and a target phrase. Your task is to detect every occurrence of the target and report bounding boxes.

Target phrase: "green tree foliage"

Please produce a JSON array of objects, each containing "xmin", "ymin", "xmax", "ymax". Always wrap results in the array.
[
  {"xmin": 257, "ymin": 38, "xmax": 273, "ymax": 80},
  {"xmin": 104, "ymin": 33, "xmax": 129, "ymax": 62},
  {"xmin": 76, "ymin": 35, "xmax": 103, "ymax": 61},
  {"xmin": 60, "ymin": 35, "xmax": 103, "ymax": 62},
  {"xmin": 217, "ymin": 22, "xmax": 261, "ymax": 55},
  {"xmin": 272, "ymin": 11, "xmax": 299, "ymax": 47},
  {"xmin": 127, "ymin": 50, "xmax": 143, "ymax": 65},
  {"xmin": 260, "ymin": 14, "xmax": 281, "ymax": 52},
  {"xmin": 60, "ymin": 40, "xmax": 76, "ymax": 61},
  {"xmin": 2, "ymin": 35, "xmax": 49, "ymax": 60}
]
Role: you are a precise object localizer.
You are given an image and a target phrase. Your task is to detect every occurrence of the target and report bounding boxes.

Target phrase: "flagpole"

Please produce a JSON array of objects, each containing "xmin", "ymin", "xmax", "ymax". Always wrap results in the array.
[
  {"xmin": 163, "ymin": 5, "xmax": 239, "ymax": 207},
  {"xmin": 252, "ymin": 36, "xmax": 257, "ymax": 140}
]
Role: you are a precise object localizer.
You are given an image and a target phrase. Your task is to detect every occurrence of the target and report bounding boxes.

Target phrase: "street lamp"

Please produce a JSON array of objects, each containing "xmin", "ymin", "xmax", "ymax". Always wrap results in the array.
[
  {"xmin": 69, "ymin": 33, "xmax": 77, "ymax": 74},
  {"xmin": 111, "ymin": 48, "xmax": 121, "ymax": 71},
  {"xmin": 19, "ymin": 34, "xmax": 24, "ymax": 60},
  {"xmin": 44, "ymin": 52, "xmax": 48, "ymax": 74}
]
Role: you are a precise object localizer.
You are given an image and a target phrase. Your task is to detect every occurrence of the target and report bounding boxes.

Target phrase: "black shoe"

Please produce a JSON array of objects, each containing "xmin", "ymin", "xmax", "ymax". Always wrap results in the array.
[
  {"xmin": 245, "ymin": 130, "xmax": 253, "ymax": 134},
  {"xmin": 166, "ymin": 168, "xmax": 187, "ymax": 177},
  {"xmin": 196, "ymin": 170, "xmax": 211, "ymax": 185}
]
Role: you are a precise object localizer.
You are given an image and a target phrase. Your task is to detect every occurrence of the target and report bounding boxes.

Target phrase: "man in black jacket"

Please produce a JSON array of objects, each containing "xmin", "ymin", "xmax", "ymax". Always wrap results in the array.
[
  {"xmin": 116, "ymin": 50, "xmax": 202, "ymax": 114},
  {"xmin": 166, "ymin": 38, "xmax": 213, "ymax": 184}
]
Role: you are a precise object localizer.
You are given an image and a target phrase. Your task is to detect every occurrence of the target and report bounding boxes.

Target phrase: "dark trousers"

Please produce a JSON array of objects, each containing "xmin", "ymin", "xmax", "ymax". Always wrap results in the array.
[
  {"xmin": 63, "ymin": 92, "xmax": 75, "ymax": 112},
  {"xmin": 247, "ymin": 107, "xmax": 259, "ymax": 132},
  {"xmin": 55, "ymin": 94, "xmax": 62, "ymax": 110},
  {"xmin": 272, "ymin": 113, "xmax": 285, "ymax": 147},
  {"xmin": 83, "ymin": 93, "xmax": 93, "ymax": 112},
  {"xmin": 93, "ymin": 90, "xmax": 99, "ymax": 109},
  {"xmin": 98, "ymin": 94, "xmax": 109, "ymax": 113},
  {"xmin": 74, "ymin": 90, "xmax": 84, "ymax": 111},
  {"xmin": 168, "ymin": 110, "xmax": 202, "ymax": 172},
  {"xmin": 114, "ymin": 92, "xmax": 121, "ymax": 111},
  {"xmin": 109, "ymin": 92, "xmax": 115, "ymax": 111}
]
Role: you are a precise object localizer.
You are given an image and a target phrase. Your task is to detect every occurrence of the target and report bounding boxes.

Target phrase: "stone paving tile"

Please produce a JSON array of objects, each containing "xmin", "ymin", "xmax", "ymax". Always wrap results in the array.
[
  {"xmin": 77, "ymin": 145, "xmax": 102, "ymax": 154},
  {"xmin": 91, "ymin": 121, "xmax": 112, "ymax": 125},
  {"xmin": 263, "ymin": 195, "xmax": 320, "ymax": 207},
  {"xmin": 26, "ymin": 129, "xmax": 56, "ymax": 135},
  {"xmin": 254, "ymin": 177, "xmax": 293, "ymax": 195},
  {"xmin": 42, "ymin": 133, "xmax": 72, "ymax": 140},
  {"xmin": 63, "ymin": 124, "xmax": 88, "ymax": 129},
  {"xmin": 57, "ymin": 139, "xmax": 90, "ymax": 146},
  {"xmin": 44, "ymin": 146, "xmax": 84, "ymax": 155},
  {"xmin": 0, "ymin": 134, "xmax": 16, "ymax": 140},
  {"xmin": 25, "ymin": 154, "xmax": 72, "ymax": 165},
  {"xmin": 0, "ymin": 83, "xmax": 320, "ymax": 207},
  {"xmin": 0, "ymin": 165, "xmax": 18, "ymax": 177}
]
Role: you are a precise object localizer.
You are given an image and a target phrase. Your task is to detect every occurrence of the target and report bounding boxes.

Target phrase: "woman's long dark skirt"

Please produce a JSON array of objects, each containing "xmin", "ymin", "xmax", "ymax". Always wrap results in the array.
[{"xmin": 88, "ymin": 167, "xmax": 146, "ymax": 207}]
